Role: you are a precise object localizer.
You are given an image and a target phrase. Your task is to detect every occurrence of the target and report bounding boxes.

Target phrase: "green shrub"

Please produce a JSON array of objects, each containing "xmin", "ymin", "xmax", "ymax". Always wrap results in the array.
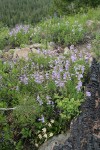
[
  {"xmin": 52, "ymin": 0, "xmax": 100, "ymax": 15},
  {"xmin": 0, "ymin": 43, "xmax": 91, "ymax": 149},
  {"xmin": 0, "ymin": 0, "xmax": 53, "ymax": 27},
  {"xmin": 56, "ymin": 97, "xmax": 82, "ymax": 120},
  {"xmin": 0, "ymin": 23, "xmax": 9, "ymax": 50},
  {"xmin": 2, "ymin": 7, "xmax": 99, "ymax": 49},
  {"xmin": 1, "ymin": 7, "xmax": 99, "ymax": 149},
  {"xmin": 31, "ymin": 16, "xmax": 87, "ymax": 45},
  {"xmin": 8, "ymin": 25, "xmax": 33, "ymax": 47}
]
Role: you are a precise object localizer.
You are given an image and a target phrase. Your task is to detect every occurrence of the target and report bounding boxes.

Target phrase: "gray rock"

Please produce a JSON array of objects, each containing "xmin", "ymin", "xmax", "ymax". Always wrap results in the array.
[
  {"xmin": 31, "ymin": 48, "xmax": 38, "ymax": 54},
  {"xmin": 31, "ymin": 48, "xmax": 44, "ymax": 56},
  {"xmin": 39, "ymin": 131, "xmax": 70, "ymax": 150},
  {"xmin": 13, "ymin": 48, "xmax": 30, "ymax": 60},
  {"xmin": 48, "ymin": 42, "xmax": 56, "ymax": 50},
  {"xmin": 30, "ymin": 43, "xmax": 44, "ymax": 49},
  {"xmin": 64, "ymin": 47, "xmax": 70, "ymax": 55}
]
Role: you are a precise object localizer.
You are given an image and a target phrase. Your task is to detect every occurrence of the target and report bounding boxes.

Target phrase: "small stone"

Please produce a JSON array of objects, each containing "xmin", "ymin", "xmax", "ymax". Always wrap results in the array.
[
  {"xmin": 86, "ymin": 20, "xmax": 94, "ymax": 27},
  {"xmin": 64, "ymin": 47, "xmax": 70, "ymax": 55},
  {"xmin": 30, "ymin": 43, "xmax": 43, "ymax": 49},
  {"xmin": 31, "ymin": 48, "xmax": 38, "ymax": 54},
  {"xmin": 48, "ymin": 42, "xmax": 56, "ymax": 50},
  {"xmin": 13, "ymin": 48, "xmax": 30, "ymax": 60},
  {"xmin": 31, "ymin": 48, "xmax": 43, "ymax": 56},
  {"xmin": 39, "ymin": 132, "xmax": 70, "ymax": 150}
]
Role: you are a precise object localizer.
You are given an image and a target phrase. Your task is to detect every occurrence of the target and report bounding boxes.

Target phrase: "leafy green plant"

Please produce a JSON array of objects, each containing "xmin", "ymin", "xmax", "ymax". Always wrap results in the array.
[
  {"xmin": 0, "ymin": 0, "xmax": 53, "ymax": 27},
  {"xmin": 0, "ymin": 41, "xmax": 91, "ymax": 149},
  {"xmin": 8, "ymin": 25, "xmax": 33, "ymax": 47},
  {"xmin": 31, "ymin": 16, "xmax": 87, "ymax": 46},
  {"xmin": 1, "ymin": 6, "xmax": 99, "ymax": 150},
  {"xmin": 0, "ymin": 24, "xmax": 9, "ymax": 49},
  {"xmin": 56, "ymin": 96, "xmax": 82, "ymax": 121},
  {"xmin": 52, "ymin": 0, "xmax": 100, "ymax": 15}
]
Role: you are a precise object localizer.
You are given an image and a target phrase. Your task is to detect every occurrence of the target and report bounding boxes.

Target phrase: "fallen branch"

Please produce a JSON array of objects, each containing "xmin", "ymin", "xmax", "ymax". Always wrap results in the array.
[{"xmin": 0, "ymin": 107, "xmax": 16, "ymax": 111}]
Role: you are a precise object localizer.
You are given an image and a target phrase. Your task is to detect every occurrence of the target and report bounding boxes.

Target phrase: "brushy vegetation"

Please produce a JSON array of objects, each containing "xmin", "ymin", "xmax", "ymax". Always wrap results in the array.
[
  {"xmin": 0, "ymin": 7, "xmax": 100, "ymax": 50},
  {"xmin": 0, "ymin": 0, "xmax": 53, "ymax": 27},
  {"xmin": 0, "ymin": 1, "xmax": 100, "ymax": 149},
  {"xmin": 0, "ymin": 45, "xmax": 91, "ymax": 149},
  {"xmin": 53, "ymin": 0, "xmax": 100, "ymax": 15}
]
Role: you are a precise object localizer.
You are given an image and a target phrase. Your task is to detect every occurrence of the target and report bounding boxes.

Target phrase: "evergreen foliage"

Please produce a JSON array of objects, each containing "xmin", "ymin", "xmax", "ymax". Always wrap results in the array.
[
  {"xmin": 53, "ymin": 0, "xmax": 100, "ymax": 15},
  {"xmin": 0, "ymin": 0, "xmax": 53, "ymax": 27}
]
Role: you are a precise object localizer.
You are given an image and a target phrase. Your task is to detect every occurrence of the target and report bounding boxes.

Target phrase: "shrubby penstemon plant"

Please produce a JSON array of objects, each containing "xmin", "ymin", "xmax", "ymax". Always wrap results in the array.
[
  {"xmin": 31, "ymin": 18, "xmax": 86, "ymax": 45},
  {"xmin": 8, "ymin": 24, "xmax": 33, "ymax": 47},
  {"xmin": 0, "ymin": 42, "xmax": 92, "ymax": 149},
  {"xmin": 7, "ymin": 14, "xmax": 88, "ymax": 48},
  {"xmin": 0, "ymin": 7, "xmax": 100, "ymax": 50}
]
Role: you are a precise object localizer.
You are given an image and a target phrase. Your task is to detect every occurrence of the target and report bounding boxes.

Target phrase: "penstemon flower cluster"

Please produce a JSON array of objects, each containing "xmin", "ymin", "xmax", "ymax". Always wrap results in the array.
[
  {"xmin": 19, "ymin": 44, "xmax": 91, "ymax": 91},
  {"xmin": 9, "ymin": 24, "xmax": 30, "ymax": 37},
  {"xmin": 0, "ymin": 43, "xmax": 92, "ymax": 148}
]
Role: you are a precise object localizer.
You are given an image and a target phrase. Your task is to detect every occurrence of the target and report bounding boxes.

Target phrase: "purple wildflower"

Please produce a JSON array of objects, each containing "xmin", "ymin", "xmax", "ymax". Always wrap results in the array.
[
  {"xmin": 86, "ymin": 91, "xmax": 91, "ymax": 97},
  {"xmin": 59, "ymin": 81, "xmax": 65, "ymax": 87},
  {"xmin": 55, "ymin": 80, "xmax": 65, "ymax": 87},
  {"xmin": 52, "ymin": 71, "xmax": 61, "ymax": 80},
  {"xmin": 63, "ymin": 72, "xmax": 67, "ymax": 80},
  {"xmin": 76, "ymin": 81, "xmax": 82, "ymax": 92},
  {"xmin": 37, "ymin": 95, "xmax": 43, "ymax": 105},
  {"xmin": 19, "ymin": 74, "xmax": 28, "ymax": 85},
  {"xmin": 71, "ymin": 54, "xmax": 77, "ymax": 62},
  {"xmin": 9, "ymin": 24, "xmax": 29, "ymax": 36},
  {"xmin": 38, "ymin": 115, "xmax": 45, "ymax": 123},
  {"xmin": 65, "ymin": 60, "xmax": 70, "ymax": 71},
  {"xmin": 45, "ymin": 72, "xmax": 49, "ymax": 80},
  {"xmin": 34, "ymin": 72, "xmax": 44, "ymax": 84},
  {"xmin": 70, "ymin": 45, "xmax": 74, "ymax": 50},
  {"xmin": 81, "ymin": 66, "xmax": 85, "ymax": 73},
  {"xmin": 59, "ymin": 65, "xmax": 63, "ymax": 72},
  {"xmin": 78, "ymin": 74, "xmax": 83, "ymax": 80}
]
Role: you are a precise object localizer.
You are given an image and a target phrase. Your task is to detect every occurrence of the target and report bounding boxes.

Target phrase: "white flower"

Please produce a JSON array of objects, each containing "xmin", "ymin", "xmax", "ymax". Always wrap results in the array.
[
  {"xmin": 50, "ymin": 119, "xmax": 54, "ymax": 123},
  {"xmin": 42, "ymin": 128, "xmax": 46, "ymax": 133},
  {"xmin": 35, "ymin": 143, "xmax": 39, "ymax": 147},
  {"xmin": 49, "ymin": 132, "xmax": 53, "ymax": 137},
  {"xmin": 78, "ymin": 27, "xmax": 83, "ymax": 32},
  {"xmin": 37, "ymin": 130, "xmax": 40, "ymax": 133},
  {"xmin": 72, "ymin": 29, "xmax": 75, "ymax": 32},
  {"xmin": 38, "ymin": 134, "xmax": 42, "ymax": 139},
  {"xmin": 48, "ymin": 123, "xmax": 52, "ymax": 127},
  {"xmin": 44, "ymin": 133, "xmax": 47, "ymax": 138}
]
